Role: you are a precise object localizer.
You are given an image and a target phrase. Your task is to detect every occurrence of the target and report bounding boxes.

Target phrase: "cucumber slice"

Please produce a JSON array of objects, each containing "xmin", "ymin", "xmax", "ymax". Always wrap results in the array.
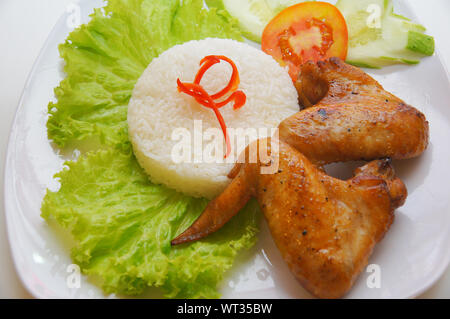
[
  {"xmin": 336, "ymin": 0, "xmax": 435, "ymax": 68},
  {"xmin": 224, "ymin": 0, "xmax": 274, "ymax": 42},
  {"xmin": 217, "ymin": 0, "xmax": 314, "ymax": 43},
  {"xmin": 336, "ymin": 0, "xmax": 387, "ymax": 47},
  {"xmin": 407, "ymin": 31, "xmax": 435, "ymax": 56}
]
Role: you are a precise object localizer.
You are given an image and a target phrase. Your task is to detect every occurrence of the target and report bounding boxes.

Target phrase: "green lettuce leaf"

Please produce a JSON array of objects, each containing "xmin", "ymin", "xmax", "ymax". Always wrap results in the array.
[
  {"xmin": 48, "ymin": 0, "xmax": 242, "ymax": 148},
  {"xmin": 43, "ymin": 0, "xmax": 259, "ymax": 298},
  {"xmin": 42, "ymin": 148, "xmax": 259, "ymax": 298}
]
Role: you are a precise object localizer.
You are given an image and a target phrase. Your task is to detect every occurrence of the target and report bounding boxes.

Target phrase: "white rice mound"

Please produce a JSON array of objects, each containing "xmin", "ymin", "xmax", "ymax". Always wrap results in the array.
[{"xmin": 128, "ymin": 38, "xmax": 298, "ymax": 199}]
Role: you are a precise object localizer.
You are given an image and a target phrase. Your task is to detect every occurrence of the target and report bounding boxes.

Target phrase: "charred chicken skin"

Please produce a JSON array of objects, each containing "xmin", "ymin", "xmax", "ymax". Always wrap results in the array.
[
  {"xmin": 280, "ymin": 57, "xmax": 429, "ymax": 165},
  {"xmin": 172, "ymin": 139, "xmax": 407, "ymax": 298}
]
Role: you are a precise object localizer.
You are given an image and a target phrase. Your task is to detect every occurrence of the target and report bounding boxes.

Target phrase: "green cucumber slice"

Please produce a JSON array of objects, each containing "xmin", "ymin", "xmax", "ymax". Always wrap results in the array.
[
  {"xmin": 407, "ymin": 30, "xmax": 435, "ymax": 56},
  {"xmin": 336, "ymin": 0, "xmax": 388, "ymax": 47},
  {"xmin": 336, "ymin": 0, "xmax": 434, "ymax": 68},
  {"xmin": 218, "ymin": 0, "xmax": 314, "ymax": 43}
]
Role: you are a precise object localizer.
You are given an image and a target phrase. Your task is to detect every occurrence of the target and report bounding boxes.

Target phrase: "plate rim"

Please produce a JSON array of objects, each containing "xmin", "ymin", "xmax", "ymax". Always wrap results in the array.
[
  {"xmin": 3, "ymin": 11, "xmax": 70, "ymax": 300},
  {"xmin": 4, "ymin": 0, "xmax": 450, "ymax": 299}
]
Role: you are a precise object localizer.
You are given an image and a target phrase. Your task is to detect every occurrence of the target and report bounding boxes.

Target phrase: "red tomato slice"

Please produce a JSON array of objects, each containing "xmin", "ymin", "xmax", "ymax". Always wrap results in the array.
[{"xmin": 262, "ymin": 1, "xmax": 348, "ymax": 82}]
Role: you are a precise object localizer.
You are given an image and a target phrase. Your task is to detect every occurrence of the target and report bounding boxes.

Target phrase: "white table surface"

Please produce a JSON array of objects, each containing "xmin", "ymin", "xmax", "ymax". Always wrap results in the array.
[{"xmin": 0, "ymin": 0, "xmax": 449, "ymax": 299}]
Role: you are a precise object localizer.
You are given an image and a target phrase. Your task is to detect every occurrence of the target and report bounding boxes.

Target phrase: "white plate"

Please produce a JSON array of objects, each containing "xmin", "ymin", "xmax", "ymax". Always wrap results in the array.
[{"xmin": 4, "ymin": 0, "xmax": 450, "ymax": 299}]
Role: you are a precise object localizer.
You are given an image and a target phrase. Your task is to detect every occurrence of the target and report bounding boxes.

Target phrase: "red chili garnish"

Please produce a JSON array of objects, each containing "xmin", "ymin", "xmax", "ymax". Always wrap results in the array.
[{"xmin": 177, "ymin": 55, "xmax": 246, "ymax": 158}]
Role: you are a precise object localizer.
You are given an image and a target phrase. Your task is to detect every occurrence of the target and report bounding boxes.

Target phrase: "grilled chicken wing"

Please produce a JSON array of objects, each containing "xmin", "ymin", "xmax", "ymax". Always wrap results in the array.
[
  {"xmin": 279, "ymin": 58, "xmax": 429, "ymax": 165},
  {"xmin": 172, "ymin": 139, "xmax": 407, "ymax": 298},
  {"xmin": 171, "ymin": 58, "xmax": 425, "ymax": 298}
]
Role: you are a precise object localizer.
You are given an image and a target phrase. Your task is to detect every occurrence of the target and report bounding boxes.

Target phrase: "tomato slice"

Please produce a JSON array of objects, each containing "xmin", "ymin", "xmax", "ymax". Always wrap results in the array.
[{"xmin": 262, "ymin": 1, "xmax": 348, "ymax": 81}]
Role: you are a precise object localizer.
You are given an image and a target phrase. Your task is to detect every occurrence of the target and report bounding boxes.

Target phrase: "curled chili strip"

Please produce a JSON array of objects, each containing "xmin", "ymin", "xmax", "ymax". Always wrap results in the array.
[
  {"xmin": 177, "ymin": 55, "xmax": 246, "ymax": 158},
  {"xmin": 195, "ymin": 55, "xmax": 241, "ymax": 99},
  {"xmin": 177, "ymin": 80, "xmax": 232, "ymax": 157}
]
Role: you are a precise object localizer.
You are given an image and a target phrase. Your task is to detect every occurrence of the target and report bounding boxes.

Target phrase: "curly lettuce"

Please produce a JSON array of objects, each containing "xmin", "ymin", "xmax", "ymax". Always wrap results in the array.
[
  {"xmin": 48, "ymin": 0, "xmax": 242, "ymax": 148},
  {"xmin": 42, "ymin": 148, "xmax": 259, "ymax": 298},
  {"xmin": 42, "ymin": 0, "xmax": 259, "ymax": 298}
]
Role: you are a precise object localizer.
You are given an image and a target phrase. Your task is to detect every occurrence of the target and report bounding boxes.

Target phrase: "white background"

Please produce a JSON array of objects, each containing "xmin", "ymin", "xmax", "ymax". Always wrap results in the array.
[{"xmin": 0, "ymin": 0, "xmax": 449, "ymax": 299}]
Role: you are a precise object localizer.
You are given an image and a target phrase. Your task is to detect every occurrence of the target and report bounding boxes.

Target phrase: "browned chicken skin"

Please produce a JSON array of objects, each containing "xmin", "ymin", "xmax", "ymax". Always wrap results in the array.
[
  {"xmin": 171, "ymin": 58, "xmax": 429, "ymax": 298},
  {"xmin": 280, "ymin": 58, "xmax": 429, "ymax": 165},
  {"xmin": 172, "ymin": 139, "xmax": 407, "ymax": 298}
]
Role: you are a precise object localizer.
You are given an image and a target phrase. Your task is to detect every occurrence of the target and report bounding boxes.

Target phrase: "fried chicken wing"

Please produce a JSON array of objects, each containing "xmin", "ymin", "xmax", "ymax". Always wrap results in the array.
[
  {"xmin": 279, "ymin": 58, "xmax": 429, "ymax": 165},
  {"xmin": 172, "ymin": 139, "xmax": 407, "ymax": 298}
]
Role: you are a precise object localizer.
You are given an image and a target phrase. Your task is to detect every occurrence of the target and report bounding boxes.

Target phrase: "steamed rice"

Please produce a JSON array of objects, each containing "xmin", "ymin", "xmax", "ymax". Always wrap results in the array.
[{"xmin": 128, "ymin": 38, "xmax": 298, "ymax": 199}]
